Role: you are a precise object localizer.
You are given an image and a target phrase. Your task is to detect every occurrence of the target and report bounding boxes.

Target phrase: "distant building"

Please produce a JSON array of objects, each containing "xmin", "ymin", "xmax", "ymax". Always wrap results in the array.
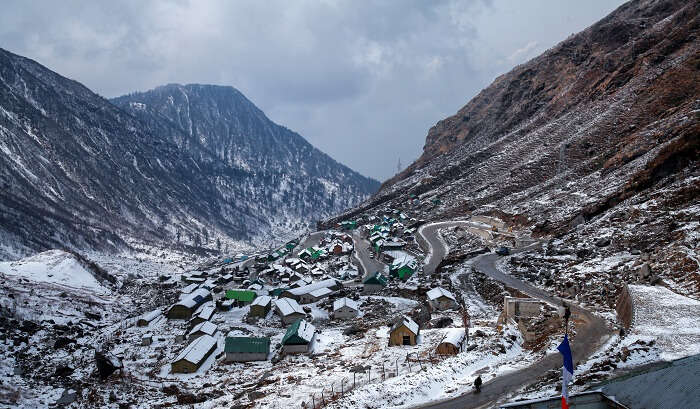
[
  {"xmin": 190, "ymin": 303, "xmax": 216, "ymax": 326},
  {"xmin": 281, "ymin": 319, "xmax": 316, "ymax": 354},
  {"xmin": 167, "ymin": 289, "xmax": 211, "ymax": 320},
  {"xmin": 426, "ymin": 287, "xmax": 458, "ymax": 311},
  {"xmin": 280, "ymin": 279, "xmax": 341, "ymax": 303},
  {"xmin": 388, "ymin": 315, "xmax": 419, "ymax": 346},
  {"xmin": 188, "ymin": 321, "xmax": 217, "ymax": 342},
  {"xmin": 225, "ymin": 289, "xmax": 257, "ymax": 307},
  {"xmin": 389, "ymin": 253, "xmax": 417, "ymax": 280},
  {"xmin": 333, "ymin": 297, "xmax": 360, "ymax": 319},
  {"xmin": 225, "ymin": 336, "xmax": 270, "ymax": 362},
  {"xmin": 274, "ymin": 298, "xmax": 306, "ymax": 325},
  {"xmin": 171, "ymin": 334, "xmax": 217, "ymax": 374},
  {"xmin": 136, "ymin": 309, "xmax": 161, "ymax": 327},
  {"xmin": 436, "ymin": 328, "xmax": 465, "ymax": 355},
  {"xmin": 249, "ymin": 295, "xmax": 272, "ymax": 318}
]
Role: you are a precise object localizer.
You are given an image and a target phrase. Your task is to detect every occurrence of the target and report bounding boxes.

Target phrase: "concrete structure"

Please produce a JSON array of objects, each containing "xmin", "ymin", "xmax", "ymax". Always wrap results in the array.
[
  {"xmin": 426, "ymin": 287, "xmax": 458, "ymax": 310},
  {"xmin": 388, "ymin": 316, "xmax": 419, "ymax": 346},
  {"xmin": 167, "ymin": 289, "xmax": 211, "ymax": 320},
  {"xmin": 225, "ymin": 337, "xmax": 270, "ymax": 362},
  {"xmin": 333, "ymin": 297, "xmax": 360, "ymax": 319},
  {"xmin": 503, "ymin": 296, "xmax": 542, "ymax": 321},
  {"xmin": 436, "ymin": 328, "xmax": 465, "ymax": 355},
  {"xmin": 171, "ymin": 334, "xmax": 217, "ymax": 374},
  {"xmin": 281, "ymin": 319, "xmax": 315, "ymax": 354}
]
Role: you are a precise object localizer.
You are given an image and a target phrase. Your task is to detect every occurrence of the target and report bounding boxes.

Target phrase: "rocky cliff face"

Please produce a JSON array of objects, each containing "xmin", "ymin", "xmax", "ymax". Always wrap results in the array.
[
  {"xmin": 328, "ymin": 0, "xmax": 698, "ymax": 294},
  {"xmin": 0, "ymin": 51, "xmax": 378, "ymax": 259}
]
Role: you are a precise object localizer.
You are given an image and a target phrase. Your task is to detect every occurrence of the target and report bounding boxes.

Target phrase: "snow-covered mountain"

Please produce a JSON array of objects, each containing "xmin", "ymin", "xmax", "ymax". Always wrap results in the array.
[{"xmin": 0, "ymin": 49, "xmax": 378, "ymax": 259}]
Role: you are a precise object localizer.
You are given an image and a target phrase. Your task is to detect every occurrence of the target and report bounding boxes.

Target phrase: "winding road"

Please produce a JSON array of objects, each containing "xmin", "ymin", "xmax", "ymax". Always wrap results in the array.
[{"xmin": 415, "ymin": 221, "xmax": 611, "ymax": 409}]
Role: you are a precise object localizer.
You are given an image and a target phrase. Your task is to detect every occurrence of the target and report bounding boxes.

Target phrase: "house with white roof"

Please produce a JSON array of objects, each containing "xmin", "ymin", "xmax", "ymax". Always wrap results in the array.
[
  {"xmin": 167, "ymin": 288, "xmax": 211, "ymax": 320},
  {"xmin": 171, "ymin": 334, "xmax": 217, "ymax": 373},
  {"xmin": 188, "ymin": 321, "xmax": 218, "ymax": 342},
  {"xmin": 279, "ymin": 278, "xmax": 341, "ymax": 303},
  {"xmin": 427, "ymin": 287, "xmax": 458, "ymax": 310},
  {"xmin": 274, "ymin": 298, "xmax": 306, "ymax": 325},
  {"xmin": 436, "ymin": 328, "xmax": 465, "ymax": 355},
  {"xmin": 333, "ymin": 297, "xmax": 360, "ymax": 319}
]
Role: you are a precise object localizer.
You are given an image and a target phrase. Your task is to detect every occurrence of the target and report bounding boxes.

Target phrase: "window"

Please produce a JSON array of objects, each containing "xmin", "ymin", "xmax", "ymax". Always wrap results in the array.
[{"xmin": 403, "ymin": 335, "xmax": 411, "ymax": 345}]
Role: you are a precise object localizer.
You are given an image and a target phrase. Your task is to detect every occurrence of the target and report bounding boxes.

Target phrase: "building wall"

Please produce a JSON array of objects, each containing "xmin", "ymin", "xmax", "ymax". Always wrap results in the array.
[
  {"xmin": 167, "ymin": 305, "xmax": 194, "ymax": 320},
  {"xmin": 250, "ymin": 304, "xmax": 271, "ymax": 317},
  {"xmin": 389, "ymin": 325, "xmax": 416, "ymax": 346},
  {"xmin": 225, "ymin": 352, "xmax": 267, "ymax": 362},
  {"xmin": 282, "ymin": 343, "xmax": 311, "ymax": 354},
  {"xmin": 504, "ymin": 297, "xmax": 541, "ymax": 320},
  {"xmin": 281, "ymin": 312, "xmax": 306, "ymax": 325}
]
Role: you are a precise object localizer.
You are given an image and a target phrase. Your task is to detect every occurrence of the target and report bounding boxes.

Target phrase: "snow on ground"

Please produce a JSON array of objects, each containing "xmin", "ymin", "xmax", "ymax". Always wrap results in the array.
[
  {"xmin": 0, "ymin": 250, "xmax": 106, "ymax": 292},
  {"xmin": 327, "ymin": 325, "xmax": 533, "ymax": 409},
  {"xmin": 628, "ymin": 284, "xmax": 700, "ymax": 360}
]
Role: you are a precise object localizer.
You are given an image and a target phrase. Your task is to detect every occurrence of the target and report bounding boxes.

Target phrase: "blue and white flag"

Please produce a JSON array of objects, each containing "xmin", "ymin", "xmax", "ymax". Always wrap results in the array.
[{"xmin": 557, "ymin": 335, "xmax": 574, "ymax": 409}]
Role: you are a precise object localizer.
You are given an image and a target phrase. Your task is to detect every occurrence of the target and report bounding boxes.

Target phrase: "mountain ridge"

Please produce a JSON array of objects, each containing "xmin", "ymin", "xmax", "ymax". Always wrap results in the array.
[{"xmin": 0, "ymin": 49, "xmax": 378, "ymax": 259}]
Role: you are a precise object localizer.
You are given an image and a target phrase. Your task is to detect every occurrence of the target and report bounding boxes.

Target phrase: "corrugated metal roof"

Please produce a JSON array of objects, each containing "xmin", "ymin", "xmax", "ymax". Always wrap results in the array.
[
  {"xmin": 598, "ymin": 353, "xmax": 700, "ymax": 408},
  {"xmin": 282, "ymin": 319, "xmax": 316, "ymax": 345},
  {"xmin": 225, "ymin": 289, "xmax": 256, "ymax": 302},
  {"xmin": 224, "ymin": 337, "xmax": 270, "ymax": 354}
]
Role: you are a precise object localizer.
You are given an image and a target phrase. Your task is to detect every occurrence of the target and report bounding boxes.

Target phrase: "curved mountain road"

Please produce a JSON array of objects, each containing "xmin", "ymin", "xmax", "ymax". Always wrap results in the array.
[{"xmin": 415, "ymin": 221, "xmax": 611, "ymax": 409}]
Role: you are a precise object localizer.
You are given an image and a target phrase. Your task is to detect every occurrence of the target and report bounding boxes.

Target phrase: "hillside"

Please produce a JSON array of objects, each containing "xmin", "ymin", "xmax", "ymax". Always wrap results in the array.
[
  {"xmin": 0, "ymin": 51, "xmax": 378, "ymax": 259},
  {"xmin": 326, "ymin": 0, "xmax": 699, "ymax": 297}
]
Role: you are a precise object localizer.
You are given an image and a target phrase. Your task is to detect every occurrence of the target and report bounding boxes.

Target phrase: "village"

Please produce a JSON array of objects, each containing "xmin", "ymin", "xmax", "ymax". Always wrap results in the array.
[{"xmin": 71, "ymin": 193, "xmax": 586, "ymax": 409}]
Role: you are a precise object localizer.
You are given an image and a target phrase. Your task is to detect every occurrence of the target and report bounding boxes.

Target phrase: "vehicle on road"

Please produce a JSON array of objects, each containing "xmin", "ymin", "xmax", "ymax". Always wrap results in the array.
[{"xmin": 495, "ymin": 246, "xmax": 510, "ymax": 256}]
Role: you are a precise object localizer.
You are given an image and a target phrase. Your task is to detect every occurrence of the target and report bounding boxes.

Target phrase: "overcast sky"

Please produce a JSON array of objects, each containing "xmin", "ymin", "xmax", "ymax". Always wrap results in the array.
[{"xmin": 1, "ymin": 0, "xmax": 625, "ymax": 181}]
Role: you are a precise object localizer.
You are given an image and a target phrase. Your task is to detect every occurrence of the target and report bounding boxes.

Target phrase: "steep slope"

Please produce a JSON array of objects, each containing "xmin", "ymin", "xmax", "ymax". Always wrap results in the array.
[
  {"xmin": 0, "ymin": 49, "xmax": 378, "ymax": 259},
  {"xmin": 325, "ymin": 0, "xmax": 698, "ymax": 294},
  {"xmin": 111, "ymin": 84, "xmax": 378, "ymax": 223}
]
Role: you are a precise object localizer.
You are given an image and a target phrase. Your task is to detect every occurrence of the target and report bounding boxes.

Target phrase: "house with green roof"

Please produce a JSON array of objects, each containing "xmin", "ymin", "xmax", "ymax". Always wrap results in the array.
[
  {"xmin": 225, "ymin": 289, "xmax": 257, "ymax": 306},
  {"xmin": 362, "ymin": 272, "xmax": 387, "ymax": 294},
  {"xmin": 339, "ymin": 220, "xmax": 358, "ymax": 230},
  {"xmin": 390, "ymin": 254, "xmax": 418, "ymax": 280},
  {"xmin": 281, "ymin": 319, "xmax": 316, "ymax": 354},
  {"xmin": 224, "ymin": 336, "xmax": 270, "ymax": 362}
]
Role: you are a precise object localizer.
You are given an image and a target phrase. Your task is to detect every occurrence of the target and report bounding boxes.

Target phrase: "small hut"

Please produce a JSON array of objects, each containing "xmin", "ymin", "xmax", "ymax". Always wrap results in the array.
[
  {"xmin": 436, "ymin": 328, "xmax": 465, "ymax": 355},
  {"xmin": 426, "ymin": 287, "xmax": 458, "ymax": 311},
  {"xmin": 188, "ymin": 321, "xmax": 218, "ymax": 342},
  {"xmin": 333, "ymin": 297, "xmax": 360, "ymax": 319},
  {"xmin": 250, "ymin": 295, "xmax": 272, "ymax": 318},
  {"xmin": 388, "ymin": 316, "xmax": 419, "ymax": 346},
  {"xmin": 136, "ymin": 309, "xmax": 161, "ymax": 327}
]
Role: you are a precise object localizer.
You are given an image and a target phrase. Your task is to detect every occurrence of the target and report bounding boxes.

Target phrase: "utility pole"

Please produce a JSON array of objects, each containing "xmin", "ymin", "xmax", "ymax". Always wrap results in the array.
[{"xmin": 397, "ymin": 157, "xmax": 402, "ymax": 174}]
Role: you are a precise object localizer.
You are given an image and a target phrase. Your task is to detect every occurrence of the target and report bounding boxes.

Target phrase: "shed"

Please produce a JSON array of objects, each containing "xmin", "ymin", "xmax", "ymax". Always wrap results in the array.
[
  {"xmin": 141, "ymin": 334, "xmax": 153, "ymax": 346},
  {"xmin": 333, "ymin": 297, "xmax": 360, "ymax": 319},
  {"xmin": 167, "ymin": 289, "xmax": 211, "ymax": 320},
  {"xmin": 217, "ymin": 298, "xmax": 235, "ymax": 311},
  {"xmin": 388, "ymin": 316, "xmax": 419, "ymax": 346},
  {"xmin": 225, "ymin": 337, "xmax": 271, "ymax": 362},
  {"xmin": 362, "ymin": 272, "xmax": 387, "ymax": 294},
  {"xmin": 362, "ymin": 271, "xmax": 386, "ymax": 294},
  {"xmin": 180, "ymin": 283, "xmax": 199, "ymax": 295},
  {"xmin": 225, "ymin": 289, "xmax": 257, "ymax": 306},
  {"xmin": 427, "ymin": 287, "xmax": 459, "ymax": 311},
  {"xmin": 171, "ymin": 334, "xmax": 217, "ymax": 374},
  {"xmin": 436, "ymin": 328, "xmax": 465, "ymax": 355},
  {"xmin": 137, "ymin": 309, "xmax": 161, "ymax": 327},
  {"xmin": 390, "ymin": 254, "xmax": 417, "ymax": 280},
  {"xmin": 274, "ymin": 298, "xmax": 306, "ymax": 325},
  {"xmin": 188, "ymin": 321, "xmax": 218, "ymax": 341},
  {"xmin": 250, "ymin": 295, "xmax": 272, "ymax": 318},
  {"xmin": 190, "ymin": 303, "xmax": 215, "ymax": 326},
  {"xmin": 281, "ymin": 319, "xmax": 316, "ymax": 354}
]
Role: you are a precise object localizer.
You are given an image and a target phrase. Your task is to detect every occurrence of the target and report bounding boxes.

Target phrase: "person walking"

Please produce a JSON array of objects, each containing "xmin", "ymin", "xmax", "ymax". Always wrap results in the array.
[
  {"xmin": 474, "ymin": 375, "xmax": 482, "ymax": 393},
  {"xmin": 563, "ymin": 302, "xmax": 571, "ymax": 335}
]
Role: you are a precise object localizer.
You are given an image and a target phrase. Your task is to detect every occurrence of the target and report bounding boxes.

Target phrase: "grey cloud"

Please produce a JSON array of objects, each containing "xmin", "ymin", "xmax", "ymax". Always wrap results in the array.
[{"xmin": 0, "ymin": 0, "xmax": 625, "ymax": 180}]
